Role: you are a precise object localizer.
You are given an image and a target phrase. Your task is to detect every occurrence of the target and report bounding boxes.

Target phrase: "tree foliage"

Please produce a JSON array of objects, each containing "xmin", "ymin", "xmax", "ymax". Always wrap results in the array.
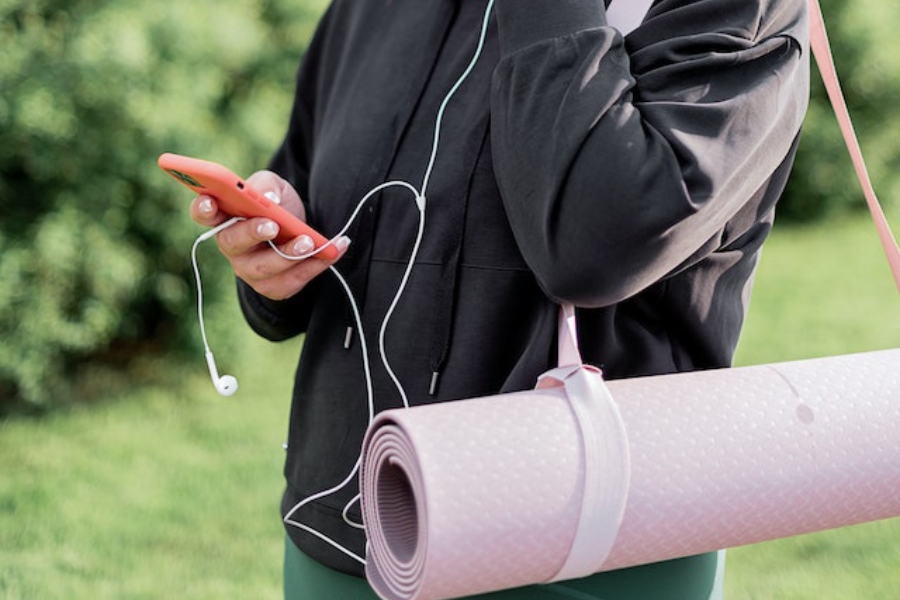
[
  {"xmin": 0, "ymin": 0, "xmax": 897, "ymax": 409},
  {"xmin": 0, "ymin": 0, "xmax": 325, "ymax": 409}
]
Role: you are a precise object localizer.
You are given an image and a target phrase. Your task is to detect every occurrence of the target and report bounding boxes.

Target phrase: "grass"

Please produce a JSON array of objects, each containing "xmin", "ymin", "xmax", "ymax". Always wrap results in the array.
[
  {"xmin": 726, "ymin": 213, "xmax": 900, "ymax": 599},
  {"xmin": 1, "ymin": 213, "xmax": 898, "ymax": 599},
  {"xmin": 725, "ymin": 520, "xmax": 900, "ymax": 600},
  {"xmin": 0, "ymin": 336, "xmax": 299, "ymax": 600},
  {"xmin": 735, "ymin": 214, "xmax": 900, "ymax": 365}
]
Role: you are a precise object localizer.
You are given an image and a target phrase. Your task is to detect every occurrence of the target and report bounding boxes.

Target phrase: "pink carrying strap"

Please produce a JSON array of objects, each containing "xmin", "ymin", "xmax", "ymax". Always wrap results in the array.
[
  {"xmin": 557, "ymin": 303, "xmax": 582, "ymax": 367},
  {"xmin": 810, "ymin": 0, "xmax": 900, "ymax": 291}
]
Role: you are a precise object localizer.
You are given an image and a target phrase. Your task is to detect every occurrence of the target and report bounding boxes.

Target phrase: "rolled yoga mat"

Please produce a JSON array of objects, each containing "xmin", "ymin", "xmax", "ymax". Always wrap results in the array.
[{"xmin": 360, "ymin": 349, "xmax": 900, "ymax": 600}]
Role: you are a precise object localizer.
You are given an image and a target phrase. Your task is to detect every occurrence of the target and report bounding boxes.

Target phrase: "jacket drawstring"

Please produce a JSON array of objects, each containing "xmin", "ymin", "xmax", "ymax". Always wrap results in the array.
[{"xmin": 427, "ymin": 124, "xmax": 489, "ymax": 396}]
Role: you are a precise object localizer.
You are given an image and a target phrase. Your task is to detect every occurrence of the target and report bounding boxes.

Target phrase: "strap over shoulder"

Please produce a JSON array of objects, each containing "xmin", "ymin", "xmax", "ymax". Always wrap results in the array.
[{"xmin": 809, "ymin": 0, "xmax": 900, "ymax": 292}]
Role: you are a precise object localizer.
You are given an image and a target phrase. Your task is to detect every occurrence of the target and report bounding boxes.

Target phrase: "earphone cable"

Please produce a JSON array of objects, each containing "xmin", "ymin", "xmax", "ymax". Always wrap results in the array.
[
  {"xmin": 420, "ymin": 0, "xmax": 495, "ymax": 196},
  {"xmin": 191, "ymin": 237, "xmax": 212, "ymax": 355},
  {"xmin": 193, "ymin": 0, "xmax": 497, "ymax": 565},
  {"xmin": 191, "ymin": 216, "xmax": 246, "ymax": 354}
]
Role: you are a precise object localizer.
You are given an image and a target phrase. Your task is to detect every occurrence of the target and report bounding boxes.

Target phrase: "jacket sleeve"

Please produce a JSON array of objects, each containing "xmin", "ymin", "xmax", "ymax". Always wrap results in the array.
[{"xmin": 491, "ymin": 0, "xmax": 809, "ymax": 308}]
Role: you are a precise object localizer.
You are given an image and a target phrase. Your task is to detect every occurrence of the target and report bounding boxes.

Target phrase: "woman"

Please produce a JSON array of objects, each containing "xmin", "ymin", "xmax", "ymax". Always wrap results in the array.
[{"xmin": 191, "ymin": 0, "xmax": 809, "ymax": 597}]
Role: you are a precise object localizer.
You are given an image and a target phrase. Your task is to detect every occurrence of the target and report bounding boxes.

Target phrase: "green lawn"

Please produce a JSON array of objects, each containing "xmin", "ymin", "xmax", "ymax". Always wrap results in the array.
[
  {"xmin": 734, "ymin": 214, "xmax": 900, "ymax": 365},
  {"xmin": 1, "ymin": 214, "xmax": 898, "ymax": 599},
  {"xmin": 0, "ymin": 339, "xmax": 297, "ymax": 600},
  {"xmin": 727, "ymin": 214, "xmax": 900, "ymax": 599}
]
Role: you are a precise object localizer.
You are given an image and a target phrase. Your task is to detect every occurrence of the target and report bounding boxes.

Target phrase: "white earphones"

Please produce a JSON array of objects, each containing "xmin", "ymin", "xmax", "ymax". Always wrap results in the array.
[
  {"xmin": 191, "ymin": 216, "xmax": 245, "ymax": 397},
  {"xmin": 189, "ymin": 0, "xmax": 496, "ymax": 562},
  {"xmin": 206, "ymin": 350, "xmax": 238, "ymax": 397},
  {"xmin": 282, "ymin": 0, "xmax": 497, "ymax": 564}
]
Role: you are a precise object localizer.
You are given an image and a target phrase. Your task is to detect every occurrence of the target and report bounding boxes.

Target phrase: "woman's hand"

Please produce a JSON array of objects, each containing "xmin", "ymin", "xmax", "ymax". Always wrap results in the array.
[{"xmin": 189, "ymin": 170, "xmax": 349, "ymax": 301}]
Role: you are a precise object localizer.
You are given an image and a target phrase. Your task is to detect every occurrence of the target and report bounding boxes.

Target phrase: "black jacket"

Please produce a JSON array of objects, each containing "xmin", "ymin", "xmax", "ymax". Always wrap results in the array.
[{"xmin": 239, "ymin": 0, "xmax": 809, "ymax": 578}]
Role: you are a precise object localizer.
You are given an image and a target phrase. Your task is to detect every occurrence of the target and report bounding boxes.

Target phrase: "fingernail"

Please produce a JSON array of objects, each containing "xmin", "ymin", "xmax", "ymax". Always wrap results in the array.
[
  {"xmin": 336, "ymin": 236, "xmax": 352, "ymax": 252},
  {"xmin": 257, "ymin": 221, "xmax": 278, "ymax": 239},
  {"xmin": 293, "ymin": 235, "xmax": 314, "ymax": 255},
  {"xmin": 198, "ymin": 197, "xmax": 214, "ymax": 215},
  {"xmin": 264, "ymin": 191, "xmax": 281, "ymax": 205}
]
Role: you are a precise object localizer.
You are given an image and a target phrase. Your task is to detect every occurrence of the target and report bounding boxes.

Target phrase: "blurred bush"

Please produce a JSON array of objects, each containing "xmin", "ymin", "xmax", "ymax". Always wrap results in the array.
[{"xmin": 0, "ymin": 0, "xmax": 325, "ymax": 410}]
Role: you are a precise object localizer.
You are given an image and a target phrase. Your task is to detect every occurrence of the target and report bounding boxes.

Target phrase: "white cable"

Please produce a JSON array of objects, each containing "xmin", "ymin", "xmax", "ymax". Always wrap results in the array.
[
  {"xmin": 282, "ymin": 455, "xmax": 368, "ymax": 564},
  {"xmin": 191, "ymin": 217, "xmax": 246, "ymax": 353},
  {"xmin": 192, "ymin": 238, "xmax": 212, "ymax": 353},
  {"xmin": 190, "ymin": 218, "xmax": 378, "ymax": 563},
  {"xmin": 329, "ymin": 266, "xmax": 377, "ymax": 424},
  {"xmin": 282, "ymin": 0, "xmax": 496, "ymax": 563},
  {"xmin": 420, "ymin": 0, "xmax": 496, "ymax": 195},
  {"xmin": 377, "ymin": 202, "xmax": 425, "ymax": 410},
  {"xmin": 193, "ymin": 0, "xmax": 498, "ymax": 565},
  {"xmin": 267, "ymin": 180, "xmax": 421, "ymax": 262},
  {"xmin": 280, "ymin": 193, "xmax": 422, "ymax": 564},
  {"xmin": 266, "ymin": 180, "xmax": 425, "ymax": 409},
  {"xmin": 343, "ymin": 495, "xmax": 365, "ymax": 530}
]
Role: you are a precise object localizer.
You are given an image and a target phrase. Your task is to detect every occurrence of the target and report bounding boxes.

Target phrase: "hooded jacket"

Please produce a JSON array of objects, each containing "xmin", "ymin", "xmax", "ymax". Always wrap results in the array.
[{"xmin": 238, "ymin": 0, "xmax": 809, "ymax": 578}]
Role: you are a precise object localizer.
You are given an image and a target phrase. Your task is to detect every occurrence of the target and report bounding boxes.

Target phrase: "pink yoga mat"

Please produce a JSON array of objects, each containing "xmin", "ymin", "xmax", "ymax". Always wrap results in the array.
[{"xmin": 360, "ymin": 349, "xmax": 900, "ymax": 600}]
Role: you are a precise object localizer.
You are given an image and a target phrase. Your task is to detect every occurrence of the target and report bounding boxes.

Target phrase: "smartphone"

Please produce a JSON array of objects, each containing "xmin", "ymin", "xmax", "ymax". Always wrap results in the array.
[{"xmin": 158, "ymin": 152, "xmax": 338, "ymax": 260}]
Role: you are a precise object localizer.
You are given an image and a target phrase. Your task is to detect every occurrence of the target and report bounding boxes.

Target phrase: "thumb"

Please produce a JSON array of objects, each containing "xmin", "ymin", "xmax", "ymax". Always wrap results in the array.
[{"xmin": 246, "ymin": 170, "xmax": 306, "ymax": 221}]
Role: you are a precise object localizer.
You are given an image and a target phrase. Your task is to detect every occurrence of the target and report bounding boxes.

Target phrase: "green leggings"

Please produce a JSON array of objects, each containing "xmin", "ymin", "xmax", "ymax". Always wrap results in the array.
[{"xmin": 284, "ymin": 538, "xmax": 725, "ymax": 600}]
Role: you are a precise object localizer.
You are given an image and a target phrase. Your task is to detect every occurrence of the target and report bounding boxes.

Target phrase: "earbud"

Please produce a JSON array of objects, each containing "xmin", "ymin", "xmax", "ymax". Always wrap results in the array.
[{"xmin": 206, "ymin": 350, "xmax": 239, "ymax": 397}]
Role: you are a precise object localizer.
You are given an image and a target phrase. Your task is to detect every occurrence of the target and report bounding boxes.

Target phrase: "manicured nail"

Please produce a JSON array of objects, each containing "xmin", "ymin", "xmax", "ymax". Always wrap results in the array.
[
  {"xmin": 198, "ymin": 197, "xmax": 214, "ymax": 215},
  {"xmin": 293, "ymin": 235, "xmax": 314, "ymax": 255},
  {"xmin": 336, "ymin": 236, "xmax": 352, "ymax": 252},
  {"xmin": 257, "ymin": 220, "xmax": 278, "ymax": 239},
  {"xmin": 264, "ymin": 191, "xmax": 281, "ymax": 205}
]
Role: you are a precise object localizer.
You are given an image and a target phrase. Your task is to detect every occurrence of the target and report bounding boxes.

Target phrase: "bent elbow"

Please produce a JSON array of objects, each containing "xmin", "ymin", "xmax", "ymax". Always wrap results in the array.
[
  {"xmin": 530, "ymin": 219, "xmax": 700, "ymax": 308},
  {"xmin": 533, "ymin": 250, "xmax": 652, "ymax": 309}
]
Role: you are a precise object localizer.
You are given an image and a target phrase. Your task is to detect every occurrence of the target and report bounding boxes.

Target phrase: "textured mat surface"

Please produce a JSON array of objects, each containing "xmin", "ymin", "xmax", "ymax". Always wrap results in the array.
[{"xmin": 361, "ymin": 349, "xmax": 900, "ymax": 600}]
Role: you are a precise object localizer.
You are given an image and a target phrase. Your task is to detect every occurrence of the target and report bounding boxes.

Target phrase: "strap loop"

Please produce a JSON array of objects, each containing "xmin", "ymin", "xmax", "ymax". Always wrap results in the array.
[{"xmin": 537, "ymin": 365, "xmax": 630, "ymax": 581}]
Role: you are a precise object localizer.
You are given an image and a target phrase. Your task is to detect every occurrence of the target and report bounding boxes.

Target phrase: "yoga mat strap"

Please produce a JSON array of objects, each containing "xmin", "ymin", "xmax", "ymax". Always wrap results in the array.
[
  {"xmin": 537, "ymin": 365, "xmax": 630, "ymax": 582},
  {"xmin": 810, "ymin": 0, "xmax": 900, "ymax": 291},
  {"xmin": 557, "ymin": 304, "xmax": 582, "ymax": 368}
]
